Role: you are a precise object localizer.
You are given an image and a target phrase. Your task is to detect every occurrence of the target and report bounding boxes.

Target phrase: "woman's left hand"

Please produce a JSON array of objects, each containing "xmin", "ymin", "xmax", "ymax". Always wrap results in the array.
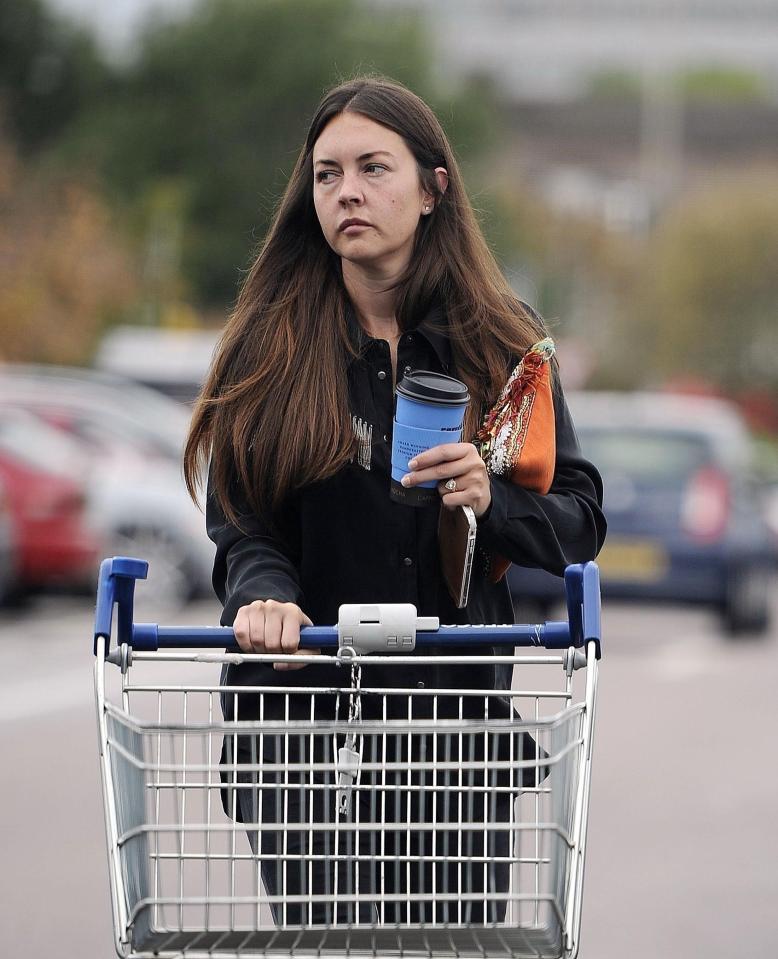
[{"xmin": 401, "ymin": 442, "xmax": 492, "ymax": 518}]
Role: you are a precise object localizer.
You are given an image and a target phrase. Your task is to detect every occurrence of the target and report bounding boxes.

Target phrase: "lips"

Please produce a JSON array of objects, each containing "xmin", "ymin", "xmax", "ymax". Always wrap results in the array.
[{"xmin": 338, "ymin": 218, "xmax": 372, "ymax": 232}]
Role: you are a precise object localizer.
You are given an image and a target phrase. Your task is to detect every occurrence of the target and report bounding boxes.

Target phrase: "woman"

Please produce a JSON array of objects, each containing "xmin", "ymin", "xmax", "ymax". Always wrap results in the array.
[{"xmin": 184, "ymin": 76, "xmax": 605, "ymax": 928}]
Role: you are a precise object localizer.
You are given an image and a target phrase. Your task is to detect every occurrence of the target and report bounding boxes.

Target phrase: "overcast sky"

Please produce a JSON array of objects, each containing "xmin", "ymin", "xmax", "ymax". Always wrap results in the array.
[{"xmin": 45, "ymin": 0, "xmax": 197, "ymax": 55}]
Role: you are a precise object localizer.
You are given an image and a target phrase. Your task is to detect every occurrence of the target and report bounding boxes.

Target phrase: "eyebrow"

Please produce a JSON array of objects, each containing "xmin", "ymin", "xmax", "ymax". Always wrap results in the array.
[{"xmin": 313, "ymin": 150, "xmax": 395, "ymax": 167}]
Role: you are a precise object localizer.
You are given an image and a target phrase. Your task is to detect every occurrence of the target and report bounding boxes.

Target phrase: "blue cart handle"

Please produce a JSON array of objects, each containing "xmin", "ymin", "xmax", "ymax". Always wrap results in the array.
[{"xmin": 94, "ymin": 557, "xmax": 601, "ymax": 657}]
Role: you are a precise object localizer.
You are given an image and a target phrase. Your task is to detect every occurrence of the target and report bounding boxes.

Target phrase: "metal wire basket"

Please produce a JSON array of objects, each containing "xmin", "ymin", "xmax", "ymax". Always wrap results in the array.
[{"xmin": 94, "ymin": 558, "xmax": 601, "ymax": 959}]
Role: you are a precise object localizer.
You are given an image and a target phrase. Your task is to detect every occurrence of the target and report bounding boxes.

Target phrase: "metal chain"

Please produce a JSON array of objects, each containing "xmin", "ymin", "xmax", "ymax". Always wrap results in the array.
[
  {"xmin": 345, "ymin": 663, "xmax": 362, "ymax": 750},
  {"xmin": 336, "ymin": 662, "xmax": 363, "ymax": 818}
]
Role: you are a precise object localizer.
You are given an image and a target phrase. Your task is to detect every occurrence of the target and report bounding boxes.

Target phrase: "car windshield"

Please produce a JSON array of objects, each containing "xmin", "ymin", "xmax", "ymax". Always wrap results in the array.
[{"xmin": 578, "ymin": 429, "xmax": 711, "ymax": 483}]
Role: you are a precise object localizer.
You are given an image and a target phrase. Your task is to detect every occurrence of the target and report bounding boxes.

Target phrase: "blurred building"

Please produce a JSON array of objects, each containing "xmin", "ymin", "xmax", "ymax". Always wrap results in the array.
[
  {"xmin": 369, "ymin": 0, "xmax": 778, "ymax": 227},
  {"xmin": 367, "ymin": 0, "xmax": 778, "ymax": 101}
]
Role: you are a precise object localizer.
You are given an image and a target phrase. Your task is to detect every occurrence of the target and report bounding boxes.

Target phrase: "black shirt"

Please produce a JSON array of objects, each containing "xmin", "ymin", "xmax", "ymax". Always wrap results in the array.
[{"xmin": 207, "ymin": 303, "xmax": 605, "ymax": 701}]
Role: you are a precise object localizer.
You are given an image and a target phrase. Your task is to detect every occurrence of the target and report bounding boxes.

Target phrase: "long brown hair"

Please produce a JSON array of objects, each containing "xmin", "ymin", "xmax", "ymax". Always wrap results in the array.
[{"xmin": 184, "ymin": 76, "xmax": 545, "ymax": 524}]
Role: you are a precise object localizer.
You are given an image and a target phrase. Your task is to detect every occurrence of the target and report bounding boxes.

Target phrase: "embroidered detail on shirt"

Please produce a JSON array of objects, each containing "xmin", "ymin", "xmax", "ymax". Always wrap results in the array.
[{"xmin": 351, "ymin": 415, "xmax": 373, "ymax": 471}]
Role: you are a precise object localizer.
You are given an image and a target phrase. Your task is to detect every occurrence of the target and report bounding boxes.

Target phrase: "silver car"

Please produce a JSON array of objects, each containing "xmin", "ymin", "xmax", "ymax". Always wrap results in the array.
[{"xmin": 0, "ymin": 365, "xmax": 215, "ymax": 608}]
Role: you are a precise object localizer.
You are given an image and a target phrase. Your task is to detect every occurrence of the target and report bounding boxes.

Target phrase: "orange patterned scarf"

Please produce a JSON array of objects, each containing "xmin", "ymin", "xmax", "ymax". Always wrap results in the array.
[{"xmin": 477, "ymin": 337, "xmax": 556, "ymax": 582}]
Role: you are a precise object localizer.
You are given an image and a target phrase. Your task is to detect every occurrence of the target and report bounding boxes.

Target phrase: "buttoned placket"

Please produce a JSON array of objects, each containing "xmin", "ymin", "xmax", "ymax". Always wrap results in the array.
[
  {"xmin": 395, "ymin": 331, "xmax": 420, "ymax": 386},
  {"xmin": 368, "ymin": 340, "xmax": 394, "ymax": 442},
  {"xmin": 365, "ymin": 330, "xmax": 427, "ymax": 583}
]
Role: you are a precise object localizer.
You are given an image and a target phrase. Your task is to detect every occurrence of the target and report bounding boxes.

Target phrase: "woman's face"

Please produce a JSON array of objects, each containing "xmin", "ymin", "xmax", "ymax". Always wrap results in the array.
[{"xmin": 312, "ymin": 112, "xmax": 433, "ymax": 276}]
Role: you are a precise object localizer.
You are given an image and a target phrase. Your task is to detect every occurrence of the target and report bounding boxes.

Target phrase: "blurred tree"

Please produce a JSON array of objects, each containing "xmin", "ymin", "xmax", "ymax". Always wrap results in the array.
[
  {"xmin": 64, "ymin": 0, "xmax": 496, "ymax": 308},
  {"xmin": 0, "ymin": 138, "xmax": 141, "ymax": 364},
  {"xmin": 629, "ymin": 169, "xmax": 778, "ymax": 393},
  {"xmin": 482, "ymin": 176, "xmax": 639, "ymax": 370},
  {"xmin": 676, "ymin": 66, "xmax": 766, "ymax": 104},
  {"xmin": 0, "ymin": 0, "xmax": 109, "ymax": 152},
  {"xmin": 586, "ymin": 66, "xmax": 767, "ymax": 105},
  {"xmin": 586, "ymin": 68, "xmax": 642, "ymax": 101}
]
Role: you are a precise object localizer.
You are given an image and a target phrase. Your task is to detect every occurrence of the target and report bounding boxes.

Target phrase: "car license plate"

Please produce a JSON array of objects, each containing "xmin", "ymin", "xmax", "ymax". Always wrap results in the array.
[{"xmin": 596, "ymin": 538, "xmax": 668, "ymax": 583}]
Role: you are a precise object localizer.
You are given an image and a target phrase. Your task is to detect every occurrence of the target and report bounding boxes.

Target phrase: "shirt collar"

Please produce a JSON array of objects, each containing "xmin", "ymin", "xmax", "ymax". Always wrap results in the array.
[
  {"xmin": 415, "ymin": 300, "xmax": 452, "ymax": 372},
  {"xmin": 345, "ymin": 298, "xmax": 452, "ymax": 373}
]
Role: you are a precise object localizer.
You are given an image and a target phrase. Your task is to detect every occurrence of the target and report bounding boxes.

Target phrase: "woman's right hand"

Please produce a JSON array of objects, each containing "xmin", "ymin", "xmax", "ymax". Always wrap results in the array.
[{"xmin": 232, "ymin": 600, "xmax": 317, "ymax": 670}]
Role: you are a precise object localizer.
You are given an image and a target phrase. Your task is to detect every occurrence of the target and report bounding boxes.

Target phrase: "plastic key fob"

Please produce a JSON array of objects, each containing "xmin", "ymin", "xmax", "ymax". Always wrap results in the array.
[{"xmin": 336, "ymin": 746, "xmax": 361, "ymax": 817}]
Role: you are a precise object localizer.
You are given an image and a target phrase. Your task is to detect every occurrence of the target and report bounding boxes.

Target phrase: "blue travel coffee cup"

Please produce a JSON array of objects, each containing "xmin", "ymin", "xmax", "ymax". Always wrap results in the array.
[{"xmin": 390, "ymin": 370, "xmax": 470, "ymax": 506}]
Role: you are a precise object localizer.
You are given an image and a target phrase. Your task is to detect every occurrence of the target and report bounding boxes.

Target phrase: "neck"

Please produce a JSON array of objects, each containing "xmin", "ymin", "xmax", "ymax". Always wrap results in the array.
[{"xmin": 342, "ymin": 259, "xmax": 402, "ymax": 341}]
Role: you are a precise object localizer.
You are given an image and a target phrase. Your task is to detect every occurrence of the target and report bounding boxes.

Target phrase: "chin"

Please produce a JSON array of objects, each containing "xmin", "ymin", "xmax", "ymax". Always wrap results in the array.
[
  {"xmin": 341, "ymin": 244, "xmax": 411, "ymax": 274},
  {"xmin": 341, "ymin": 248, "xmax": 384, "ymax": 268}
]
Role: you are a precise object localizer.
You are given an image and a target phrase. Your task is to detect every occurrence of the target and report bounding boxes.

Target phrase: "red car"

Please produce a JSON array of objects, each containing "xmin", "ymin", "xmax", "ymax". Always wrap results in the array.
[
  {"xmin": 0, "ymin": 478, "xmax": 15, "ymax": 601},
  {"xmin": 0, "ymin": 411, "xmax": 100, "ymax": 593}
]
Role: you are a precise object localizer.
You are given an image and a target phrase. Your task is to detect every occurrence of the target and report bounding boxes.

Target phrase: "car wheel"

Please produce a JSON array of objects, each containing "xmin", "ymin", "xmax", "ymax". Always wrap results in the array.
[
  {"xmin": 112, "ymin": 525, "xmax": 195, "ymax": 609},
  {"xmin": 721, "ymin": 564, "xmax": 771, "ymax": 638}
]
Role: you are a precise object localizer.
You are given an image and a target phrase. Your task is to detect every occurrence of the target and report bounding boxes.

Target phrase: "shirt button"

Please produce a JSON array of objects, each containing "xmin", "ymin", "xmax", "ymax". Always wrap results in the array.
[
  {"xmin": 403, "ymin": 557, "xmax": 413, "ymax": 567},
  {"xmin": 377, "ymin": 370, "xmax": 387, "ymax": 380},
  {"xmin": 383, "ymin": 434, "xmax": 389, "ymax": 443}
]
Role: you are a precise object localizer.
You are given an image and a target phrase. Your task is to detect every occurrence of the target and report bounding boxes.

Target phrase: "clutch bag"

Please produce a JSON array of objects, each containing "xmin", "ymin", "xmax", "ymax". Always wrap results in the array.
[{"xmin": 476, "ymin": 337, "xmax": 556, "ymax": 583}]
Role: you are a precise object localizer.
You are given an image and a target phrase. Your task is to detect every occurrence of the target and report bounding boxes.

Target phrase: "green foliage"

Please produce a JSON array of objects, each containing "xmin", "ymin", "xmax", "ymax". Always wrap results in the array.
[
  {"xmin": 586, "ymin": 65, "xmax": 767, "ymax": 105},
  {"xmin": 0, "ymin": 140, "xmax": 141, "ymax": 364},
  {"xmin": 0, "ymin": 0, "xmax": 108, "ymax": 152},
  {"xmin": 633, "ymin": 170, "xmax": 778, "ymax": 391},
  {"xmin": 62, "ymin": 0, "xmax": 496, "ymax": 307},
  {"xmin": 586, "ymin": 69, "xmax": 642, "ymax": 100},
  {"xmin": 675, "ymin": 66, "xmax": 766, "ymax": 103}
]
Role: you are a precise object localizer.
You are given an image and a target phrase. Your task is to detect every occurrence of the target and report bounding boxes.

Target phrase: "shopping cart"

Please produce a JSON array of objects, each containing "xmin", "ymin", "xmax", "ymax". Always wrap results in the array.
[{"xmin": 93, "ymin": 556, "xmax": 601, "ymax": 959}]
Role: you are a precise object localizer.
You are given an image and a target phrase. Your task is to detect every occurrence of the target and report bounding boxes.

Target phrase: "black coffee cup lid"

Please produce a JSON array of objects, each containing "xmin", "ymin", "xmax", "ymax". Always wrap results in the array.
[{"xmin": 396, "ymin": 370, "xmax": 470, "ymax": 406}]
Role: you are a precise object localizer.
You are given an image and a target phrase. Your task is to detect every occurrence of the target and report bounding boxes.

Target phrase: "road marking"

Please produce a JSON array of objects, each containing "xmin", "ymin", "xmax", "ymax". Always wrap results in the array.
[{"xmin": 0, "ymin": 667, "xmax": 90, "ymax": 722}]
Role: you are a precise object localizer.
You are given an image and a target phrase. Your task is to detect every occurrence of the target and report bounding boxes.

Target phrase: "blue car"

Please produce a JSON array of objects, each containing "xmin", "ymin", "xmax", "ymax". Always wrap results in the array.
[{"xmin": 508, "ymin": 391, "xmax": 774, "ymax": 637}]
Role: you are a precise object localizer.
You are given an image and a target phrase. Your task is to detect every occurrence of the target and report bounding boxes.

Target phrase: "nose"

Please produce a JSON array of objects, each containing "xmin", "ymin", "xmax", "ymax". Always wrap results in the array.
[{"xmin": 338, "ymin": 169, "xmax": 364, "ymax": 206}]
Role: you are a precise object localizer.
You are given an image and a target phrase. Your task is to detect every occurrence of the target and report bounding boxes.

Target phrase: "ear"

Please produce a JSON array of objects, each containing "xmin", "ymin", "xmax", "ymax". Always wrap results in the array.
[{"xmin": 422, "ymin": 167, "xmax": 449, "ymax": 214}]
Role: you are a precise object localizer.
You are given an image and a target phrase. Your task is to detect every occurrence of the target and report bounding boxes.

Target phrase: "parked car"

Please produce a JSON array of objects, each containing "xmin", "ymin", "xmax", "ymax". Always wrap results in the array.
[
  {"xmin": 762, "ymin": 480, "xmax": 778, "ymax": 552},
  {"xmin": 508, "ymin": 391, "xmax": 774, "ymax": 637},
  {"xmin": 0, "ymin": 410, "xmax": 100, "ymax": 596},
  {"xmin": 93, "ymin": 325, "xmax": 219, "ymax": 404},
  {"xmin": 0, "ymin": 364, "xmax": 190, "ymax": 462},
  {"xmin": 84, "ymin": 456, "xmax": 216, "ymax": 608},
  {"xmin": 0, "ymin": 365, "xmax": 215, "ymax": 607},
  {"xmin": 0, "ymin": 477, "xmax": 17, "ymax": 603}
]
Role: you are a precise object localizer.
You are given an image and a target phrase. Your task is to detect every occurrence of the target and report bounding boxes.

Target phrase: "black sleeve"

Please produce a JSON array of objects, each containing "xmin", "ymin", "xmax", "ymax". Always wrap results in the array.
[
  {"xmin": 206, "ymin": 474, "xmax": 304, "ymax": 627},
  {"xmin": 475, "ymin": 376, "xmax": 606, "ymax": 575}
]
